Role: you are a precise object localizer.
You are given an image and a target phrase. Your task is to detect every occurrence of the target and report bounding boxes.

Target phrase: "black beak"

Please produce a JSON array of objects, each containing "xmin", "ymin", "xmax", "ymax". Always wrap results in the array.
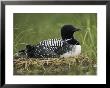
[{"xmin": 74, "ymin": 28, "xmax": 81, "ymax": 32}]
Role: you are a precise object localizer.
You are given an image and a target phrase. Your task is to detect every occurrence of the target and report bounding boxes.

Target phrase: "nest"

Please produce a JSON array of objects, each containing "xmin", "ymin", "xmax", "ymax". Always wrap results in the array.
[{"xmin": 14, "ymin": 54, "xmax": 96, "ymax": 75}]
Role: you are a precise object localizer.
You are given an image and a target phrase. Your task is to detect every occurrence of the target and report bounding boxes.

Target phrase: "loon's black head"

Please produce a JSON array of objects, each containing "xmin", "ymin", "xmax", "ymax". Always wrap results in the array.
[
  {"xmin": 61, "ymin": 25, "xmax": 80, "ymax": 45},
  {"xmin": 61, "ymin": 25, "xmax": 80, "ymax": 40}
]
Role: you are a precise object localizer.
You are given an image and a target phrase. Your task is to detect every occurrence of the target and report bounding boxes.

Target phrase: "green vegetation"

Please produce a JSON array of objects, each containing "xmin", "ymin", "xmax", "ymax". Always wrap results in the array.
[{"xmin": 13, "ymin": 13, "xmax": 97, "ymax": 75}]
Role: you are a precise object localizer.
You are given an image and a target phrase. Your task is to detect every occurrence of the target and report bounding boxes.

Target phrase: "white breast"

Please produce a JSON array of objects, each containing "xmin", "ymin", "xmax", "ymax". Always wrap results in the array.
[{"xmin": 60, "ymin": 45, "xmax": 81, "ymax": 58}]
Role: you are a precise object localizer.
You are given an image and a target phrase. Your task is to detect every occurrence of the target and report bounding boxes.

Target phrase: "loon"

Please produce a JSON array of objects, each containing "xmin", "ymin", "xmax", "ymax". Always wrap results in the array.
[{"xmin": 17, "ymin": 25, "xmax": 81, "ymax": 58}]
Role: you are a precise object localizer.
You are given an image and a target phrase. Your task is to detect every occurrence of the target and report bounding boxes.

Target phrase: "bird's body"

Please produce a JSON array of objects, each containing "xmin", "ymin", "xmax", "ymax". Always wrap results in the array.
[
  {"xmin": 38, "ymin": 38, "xmax": 81, "ymax": 58},
  {"xmin": 17, "ymin": 25, "xmax": 81, "ymax": 59}
]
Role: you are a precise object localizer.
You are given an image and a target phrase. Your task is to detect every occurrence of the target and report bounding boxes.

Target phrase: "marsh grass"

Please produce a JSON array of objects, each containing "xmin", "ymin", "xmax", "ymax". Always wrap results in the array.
[{"xmin": 13, "ymin": 13, "xmax": 97, "ymax": 75}]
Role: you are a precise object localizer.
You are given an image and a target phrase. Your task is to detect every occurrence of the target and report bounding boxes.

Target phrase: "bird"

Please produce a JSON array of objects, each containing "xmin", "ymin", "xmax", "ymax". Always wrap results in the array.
[{"xmin": 17, "ymin": 25, "xmax": 81, "ymax": 59}]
